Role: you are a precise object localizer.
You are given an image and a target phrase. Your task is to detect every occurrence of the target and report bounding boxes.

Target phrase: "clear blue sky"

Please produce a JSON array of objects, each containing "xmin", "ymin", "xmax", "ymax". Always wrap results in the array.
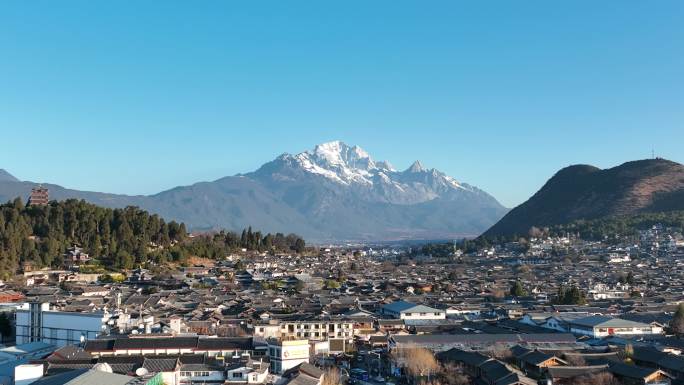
[{"xmin": 1, "ymin": 1, "xmax": 682, "ymax": 207}]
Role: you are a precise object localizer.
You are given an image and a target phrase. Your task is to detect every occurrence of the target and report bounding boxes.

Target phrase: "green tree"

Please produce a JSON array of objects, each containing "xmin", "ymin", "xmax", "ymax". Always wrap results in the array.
[
  {"xmin": 510, "ymin": 281, "xmax": 527, "ymax": 297},
  {"xmin": 294, "ymin": 238, "xmax": 306, "ymax": 253},
  {"xmin": 555, "ymin": 285, "xmax": 586, "ymax": 305}
]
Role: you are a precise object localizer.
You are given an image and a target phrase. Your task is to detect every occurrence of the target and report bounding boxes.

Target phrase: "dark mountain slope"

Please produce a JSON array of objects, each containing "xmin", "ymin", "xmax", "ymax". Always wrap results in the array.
[{"xmin": 484, "ymin": 158, "xmax": 684, "ymax": 237}]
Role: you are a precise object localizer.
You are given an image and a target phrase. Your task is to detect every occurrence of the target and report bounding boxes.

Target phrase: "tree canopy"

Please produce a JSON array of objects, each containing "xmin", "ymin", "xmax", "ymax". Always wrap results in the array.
[{"xmin": 0, "ymin": 198, "xmax": 305, "ymax": 279}]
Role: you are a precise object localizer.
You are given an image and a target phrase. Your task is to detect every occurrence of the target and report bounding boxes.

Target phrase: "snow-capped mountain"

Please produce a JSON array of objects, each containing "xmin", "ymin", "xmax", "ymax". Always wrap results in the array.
[
  {"xmin": 250, "ymin": 141, "xmax": 499, "ymax": 206},
  {"xmin": 0, "ymin": 141, "xmax": 508, "ymax": 241}
]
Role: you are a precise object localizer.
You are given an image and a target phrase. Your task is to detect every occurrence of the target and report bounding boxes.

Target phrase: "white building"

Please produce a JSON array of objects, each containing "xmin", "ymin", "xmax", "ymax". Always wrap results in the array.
[
  {"xmin": 380, "ymin": 301, "xmax": 445, "ymax": 320},
  {"xmin": 568, "ymin": 315, "xmax": 662, "ymax": 338},
  {"xmin": 0, "ymin": 342, "xmax": 56, "ymax": 384},
  {"xmin": 253, "ymin": 319, "xmax": 353, "ymax": 353},
  {"xmin": 268, "ymin": 339, "xmax": 310, "ymax": 374},
  {"xmin": 15, "ymin": 303, "xmax": 109, "ymax": 347},
  {"xmin": 226, "ymin": 359, "xmax": 270, "ymax": 384}
]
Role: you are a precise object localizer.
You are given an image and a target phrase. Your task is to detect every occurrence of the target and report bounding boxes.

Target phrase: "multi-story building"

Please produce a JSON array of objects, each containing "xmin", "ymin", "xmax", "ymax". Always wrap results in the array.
[
  {"xmin": 27, "ymin": 186, "xmax": 49, "ymax": 206},
  {"xmin": 267, "ymin": 338, "xmax": 310, "ymax": 374},
  {"xmin": 253, "ymin": 318, "xmax": 353, "ymax": 353},
  {"xmin": 15, "ymin": 303, "xmax": 109, "ymax": 347}
]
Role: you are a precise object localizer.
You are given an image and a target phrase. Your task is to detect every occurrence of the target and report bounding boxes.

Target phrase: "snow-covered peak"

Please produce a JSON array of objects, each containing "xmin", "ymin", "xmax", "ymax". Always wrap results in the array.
[
  {"xmin": 310, "ymin": 141, "xmax": 375, "ymax": 171},
  {"xmin": 406, "ymin": 160, "xmax": 426, "ymax": 173},
  {"xmin": 255, "ymin": 141, "xmax": 475, "ymax": 204},
  {"xmin": 376, "ymin": 160, "xmax": 395, "ymax": 171}
]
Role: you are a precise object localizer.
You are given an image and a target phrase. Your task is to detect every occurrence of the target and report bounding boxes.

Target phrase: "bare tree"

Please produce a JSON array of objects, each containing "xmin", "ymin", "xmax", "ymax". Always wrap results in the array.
[
  {"xmin": 671, "ymin": 304, "xmax": 684, "ymax": 335},
  {"xmin": 394, "ymin": 346, "xmax": 440, "ymax": 383},
  {"xmin": 490, "ymin": 344, "xmax": 513, "ymax": 362},
  {"xmin": 440, "ymin": 363, "xmax": 471, "ymax": 385},
  {"xmin": 563, "ymin": 354, "xmax": 586, "ymax": 366},
  {"xmin": 617, "ymin": 343, "xmax": 634, "ymax": 363},
  {"xmin": 573, "ymin": 372, "xmax": 619, "ymax": 385},
  {"xmin": 528, "ymin": 226, "xmax": 543, "ymax": 238},
  {"xmin": 322, "ymin": 367, "xmax": 341, "ymax": 385}
]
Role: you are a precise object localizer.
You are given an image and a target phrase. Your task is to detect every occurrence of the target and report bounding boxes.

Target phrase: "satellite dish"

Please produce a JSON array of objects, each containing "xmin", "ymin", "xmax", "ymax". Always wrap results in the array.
[
  {"xmin": 93, "ymin": 363, "xmax": 113, "ymax": 373},
  {"xmin": 135, "ymin": 368, "xmax": 149, "ymax": 377}
]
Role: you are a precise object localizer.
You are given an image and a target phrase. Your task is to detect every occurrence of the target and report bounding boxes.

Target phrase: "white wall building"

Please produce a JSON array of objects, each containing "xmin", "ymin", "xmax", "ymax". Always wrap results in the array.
[
  {"xmin": 15, "ymin": 302, "xmax": 109, "ymax": 347},
  {"xmin": 568, "ymin": 315, "xmax": 662, "ymax": 338},
  {"xmin": 268, "ymin": 339, "xmax": 310, "ymax": 374},
  {"xmin": 380, "ymin": 301, "xmax": 445, "ymax": 320},
  {"xmin": 225, "ymin": 360, "xmax": 270, "ymax": 384}
]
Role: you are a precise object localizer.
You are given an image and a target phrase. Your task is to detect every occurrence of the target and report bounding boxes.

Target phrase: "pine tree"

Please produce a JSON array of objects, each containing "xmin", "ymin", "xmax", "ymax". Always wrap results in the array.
[{"xmin": 671, "ymin": 304, "xmax": 684, "ymax": 335}]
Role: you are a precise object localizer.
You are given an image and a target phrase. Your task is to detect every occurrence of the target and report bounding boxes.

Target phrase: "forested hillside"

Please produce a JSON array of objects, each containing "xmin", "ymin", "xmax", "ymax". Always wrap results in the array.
[
  {"xmin": 0, "ymin": 198, "xmax": 305, "ymax": 279},
  {"xmin": 547, "ymin": 210, "xmax": 684, "ymax": 241}
]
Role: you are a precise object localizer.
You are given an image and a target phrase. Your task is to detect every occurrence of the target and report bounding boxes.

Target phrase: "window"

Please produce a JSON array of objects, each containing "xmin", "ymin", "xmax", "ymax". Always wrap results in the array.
[
  {"xmin": 405, "ymin": 313, "xmax": 412, "ymax": 316},
  {"xmin": 232, "ymin": 372, "xmax": 243, "ymax": 378},
  {"xmin": 420, "ymin": 313, "xmax": 426, "ymax": 316},
  {"xmin": 259, "ymin": 327, "xmax": 264, "ymax": 332},
  {"xmin": 434, "ymin": 313, "xmax": 441, "ymax": 316}
]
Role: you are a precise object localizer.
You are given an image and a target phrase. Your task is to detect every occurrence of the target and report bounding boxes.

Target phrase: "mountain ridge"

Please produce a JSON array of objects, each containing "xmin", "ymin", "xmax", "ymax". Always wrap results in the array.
[
  {"xmin": 483, "ymin": 158, "xmax": 684, "ymax": 237},
  {"xmin": 0, "ymin": 141, "xmax": 507, "ymax": 242},
  {"xmin": 0, "ymin": 169, "xmax": 18, "ymax": 183}
]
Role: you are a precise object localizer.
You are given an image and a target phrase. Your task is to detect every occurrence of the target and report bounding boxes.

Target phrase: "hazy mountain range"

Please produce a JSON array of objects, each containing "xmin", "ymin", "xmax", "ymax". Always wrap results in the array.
[
  {"xmin": 484, "ymin": 158, "xmax": 684, "ymax": 237},
  {"xmin": 0, "ymin": 141, "xmax": 508, "ymax": 242}
]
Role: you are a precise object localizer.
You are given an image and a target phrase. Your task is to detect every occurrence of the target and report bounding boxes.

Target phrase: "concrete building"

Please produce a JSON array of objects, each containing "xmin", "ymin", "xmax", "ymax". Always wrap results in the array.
[
  {"xmin": 253, "ymin": 319, "xmax": 353, "ymax": 353},
  {"xmin": 15, "ymin": 302, "xmax": 109, "ymax": 347},
  {"xmin": 225, "ymin": 359, "xmax": 270, "ymax": 384},
  {"xmin": 0, "ymin": 342, "xmax": 56, "ymax": 385},
  {"xmin": 267, "ymin": 339, "xmax": 310, "ymax": 374}
]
